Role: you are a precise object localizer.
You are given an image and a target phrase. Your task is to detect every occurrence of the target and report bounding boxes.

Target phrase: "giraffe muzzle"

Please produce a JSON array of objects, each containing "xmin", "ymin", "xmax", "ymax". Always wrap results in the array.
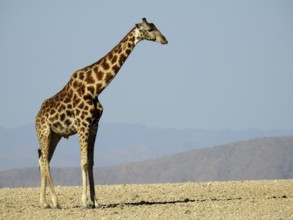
[{"xmin": 160, "ymin": 36, "xmax": 168, "ymax": 45}]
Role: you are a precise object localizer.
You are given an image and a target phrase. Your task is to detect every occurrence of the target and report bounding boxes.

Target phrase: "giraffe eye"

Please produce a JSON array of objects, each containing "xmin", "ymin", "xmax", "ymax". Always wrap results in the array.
[{"xmin": 147, "ymin": 28, "xmax": 154, "ymax": 32}]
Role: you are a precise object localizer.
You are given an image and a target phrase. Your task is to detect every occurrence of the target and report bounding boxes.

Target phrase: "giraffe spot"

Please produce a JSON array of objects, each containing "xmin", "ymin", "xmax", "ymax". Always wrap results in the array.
[
  {"xmin": 96, "ymin": 84, "xmax": 102, "ymax": 93},
  {"xmin": 50, "ymin": 109, "xmax": 56, "ymax": 115},
  {"xmin": 108, "ymin": 52, "xmax": 113, "ymax": 60},
  {"xmin": 66, "ymin": 110, "xmax": 72, "ymax": 116},
  {"xmin": 112, "ymin": 64, "xmax": 119, "ymax": 73},
  {"xmin": 104, "ymin": 74, "xmax": 113, "ymax": 84},
  {"xmin": 79, "ymin": 72, "xmax": 85, "ymax": 80},
  {"xmin": 112, "ymin": 55, "xmax": 118, "ymax": 63},
  {"xmin": 60, "ymin": 113, "xmax": 65, "ymax": 121},
  {"xmin": 125, "ymin": 49, "xmax": 131, "ymax": 55},
  {"xmin": 48, "ymin": 116, "xmax": 55, "ymax": 122},
  {"xmin": 119, "ymin": 54, "xmax": 127, "ymax": 65},
  {"xmin": 77, "ymin": 90, "xmax": 84, "ymax": 97},
  {"xmin": 44, "ymin": 112, "xmax": 50, "ymax": 118},
  {"xmin": 72, "ymin": 80, "xmax": 80, "ymax": 89},
  {"xmin": 79, "ymin": 126, "xmax": 85, "ymax": 133},
  {"xmin": 64, "ymin": 96, "xmax": 71, "ymax": 104},
  {"xmin": 113, "ymin": 47, "xmax": 119, "ymax": 54},
  {"xmin": 89, "ymin": 108, "xmax": 95, "ymax": 115},
  {"xmin": 68, "ymin": 89, "xmax": 73, "ymax": 98},
  {"xmin": 65, "ymin": 119, "xmax": 72, "ymax": 126},
  {"xmin": 41, "ymin": 118, "xmax": 46, "ymax": 124},
  {"xmin": 96, "ymin": 71, "xmax": 104, "ymax": 80},
  {"xmin": 58, "ymin": 105, "xmax": 65, "ymax": 112},
  {"xmin": 54, "ymin": 114, "xmax": 60, "ymax": 120},
  {"xmin": 85, "ymin": 75, "xmax": 95, "ymax": 84},
  {"xmin": 84, "ymin": 105, "xmax": 89, "ymax": 111},
  {"xmin": 87, "ymin": 86, "xmax": 95, "ymax": 95},
  {"xmin": 77, "ymin": 84, "xmax": 86, "ymax": 97},
  {"xmin": 73, "ymin": 94, "xmax": 78, "ymax": 102},
  {"xmin": 83, "ymin": 94, "xmax": 92, "ymax": 100},
  {"xmin": 75, "ymin": 109, "xmax": 81, "ymax": 116},
  {"xmin": 78, "ymin": 102, "xmax": 85, "ymax": 109},
  {"xmin": 53, "ymin": 122, "xmax": 61, "ymax": 129},
  {"xmin": 129, "ymin": 36, "xmax": 135, "ymax": 42},
  {"xmin": 72, "ymin": 71, "xmax": 79, "ymax": 79},
  {"xmin": 74, "ymin": 99, "xmax": 80, "ymax": 107},
  {"xmin": 85, "ymin": 116, "xmax": 92, "ymax": 122},
  {"xmin": 82, "ymin": 121, "xmax": 88, "ymax": 128},
  {"xmin": 102, "ymin": 60, "xmax": 110, "ymax": 70},
  {"xmin": 93, "ymin": 66, "xmax": 99, "ymax": 74}
]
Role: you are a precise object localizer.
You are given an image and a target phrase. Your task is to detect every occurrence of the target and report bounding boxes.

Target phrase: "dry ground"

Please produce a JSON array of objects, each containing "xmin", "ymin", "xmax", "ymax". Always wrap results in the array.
[{"xmin": 1, "ymin": 180, "xmax": 292, "ymax": 219}]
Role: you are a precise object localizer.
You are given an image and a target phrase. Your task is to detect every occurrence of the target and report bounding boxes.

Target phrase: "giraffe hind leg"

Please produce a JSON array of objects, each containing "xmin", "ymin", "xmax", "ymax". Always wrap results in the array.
[
  {"xmin": 79, "ymin": 99, "xmax": 103, "ymax": 208},
  {"xmin": 87, "ymin": 121, "xmax": 99, "ymax": 208},
  {"xmin": 87, "ymin": 99, "xmax": 103, "ymax": 208},
  {"xmin": 38, "ymin": 130, "xmax": 61, "ymax": 209},
  {"xmin": 48, "ymin": 132, "xmax": 62, "ymax": 208}
]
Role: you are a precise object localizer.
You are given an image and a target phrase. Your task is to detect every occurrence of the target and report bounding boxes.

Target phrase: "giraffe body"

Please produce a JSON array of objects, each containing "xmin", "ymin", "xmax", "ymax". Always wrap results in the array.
[{"xmin": 35, "ymin": 18, "xmax": 167, "ymax": 208}]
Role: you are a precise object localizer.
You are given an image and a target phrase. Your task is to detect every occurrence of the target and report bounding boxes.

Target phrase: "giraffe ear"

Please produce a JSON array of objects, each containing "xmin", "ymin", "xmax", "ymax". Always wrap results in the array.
[{"xmin": 135, "ymin": 23, "xmax": 142, "ymax": 31}]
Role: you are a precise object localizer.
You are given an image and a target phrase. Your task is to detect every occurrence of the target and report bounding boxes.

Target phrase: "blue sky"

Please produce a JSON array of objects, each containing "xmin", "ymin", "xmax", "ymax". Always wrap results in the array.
[{"xmin": 0, "ymin": 0, "xmax": 292, "ymax": 130}]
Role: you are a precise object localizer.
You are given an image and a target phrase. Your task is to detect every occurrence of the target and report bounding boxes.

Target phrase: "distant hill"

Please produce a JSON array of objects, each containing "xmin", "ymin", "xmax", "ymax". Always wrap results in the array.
[
  {"xmin": 0, "ymin": 123, "xmax": 292, "ymax": 169},
  {"xmin": 1, "ymin": 135, "xmax": 292, "ymax": 187}
]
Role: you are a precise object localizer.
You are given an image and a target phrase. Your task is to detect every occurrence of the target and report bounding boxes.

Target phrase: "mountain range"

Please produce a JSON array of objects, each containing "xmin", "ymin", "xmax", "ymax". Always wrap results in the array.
[
  {"xmin": 0, "ymin": 123, "xmax": 292, "ymax": 170},
  {"xmin": 0, "ymin": 135, "xmax": 293, "ymax": 187}
]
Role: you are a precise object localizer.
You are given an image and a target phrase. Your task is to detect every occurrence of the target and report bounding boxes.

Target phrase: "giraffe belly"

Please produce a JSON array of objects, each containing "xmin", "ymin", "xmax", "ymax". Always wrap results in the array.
[{"xmin": 50, "ymin": 117, "xmax": 77, "ymax": 138}]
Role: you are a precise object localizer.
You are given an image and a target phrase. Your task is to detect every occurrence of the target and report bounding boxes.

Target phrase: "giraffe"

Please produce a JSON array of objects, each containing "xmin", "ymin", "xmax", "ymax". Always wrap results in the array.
[{"xmin": 35, "ymin": 18, "xmax": 168, "ymax": 209}]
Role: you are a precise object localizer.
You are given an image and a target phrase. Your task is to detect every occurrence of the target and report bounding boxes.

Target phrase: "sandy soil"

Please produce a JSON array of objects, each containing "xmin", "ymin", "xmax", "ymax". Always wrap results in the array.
[{"xmin": 0, "ymin": 179, "xmax": 292, "ymax": 220}]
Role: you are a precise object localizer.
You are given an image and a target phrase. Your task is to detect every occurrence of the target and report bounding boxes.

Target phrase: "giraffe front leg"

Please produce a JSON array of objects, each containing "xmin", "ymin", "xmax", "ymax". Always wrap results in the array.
[
  {"xmin": 78, "ymin": 129, "xmax": 91, "ymax": 208},
  {"xmin": 81, "ymin": 159, "xmax": 88, "ymax": 208},
  {"xmin": 80, "ymin": 134, "xmax": 99, "ymax": 208},
  {"xmin": 80, "ymin": 154, "xmax": 98, "ymax": 208},
  {"xmin": 87, "ymin": 122, "xmax": 99, "ymax": 208},
  {"xmin": 77, "ymin": 101, "xmax": 101, "ymax": 208}
]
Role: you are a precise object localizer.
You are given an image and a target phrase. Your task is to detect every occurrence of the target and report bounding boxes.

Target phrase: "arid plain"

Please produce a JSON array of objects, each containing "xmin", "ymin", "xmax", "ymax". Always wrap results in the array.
[{"xmin": 1, "ymin": 179, "xmax": 292, "ymax": 220}]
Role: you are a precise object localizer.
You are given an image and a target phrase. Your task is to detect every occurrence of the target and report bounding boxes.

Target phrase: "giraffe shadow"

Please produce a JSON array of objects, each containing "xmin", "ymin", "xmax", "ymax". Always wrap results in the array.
[
  {"xmin": 100, "ymin": 197, "xmax": 244, "ymax": 209},
  {"xmin": 71, "ymin": 197, "xmax": 245, "ymax": 209},
  {"xmin": 101, "ymin": 198, "xmax": 196, "ymax": 209}
]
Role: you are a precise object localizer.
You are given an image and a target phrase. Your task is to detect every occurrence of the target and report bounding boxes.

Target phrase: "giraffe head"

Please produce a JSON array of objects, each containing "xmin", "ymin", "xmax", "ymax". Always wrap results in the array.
[{"xmin": 135, "ymin": 18, "xmax": 168, "ymax": 45}]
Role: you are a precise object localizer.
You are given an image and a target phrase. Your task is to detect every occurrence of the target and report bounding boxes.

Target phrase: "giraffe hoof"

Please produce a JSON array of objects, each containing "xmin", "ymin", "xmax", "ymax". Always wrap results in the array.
[
  {"xmin": 94, "ymin": 200, "xmax": 101, "ymax": 208},
  {"xmin": 81, "ymin": 202, "xmax": 99, "ymax": 209},
  {"xmin": 52, "ymin": 204, "xmax": 61, "ymax": 209},
  {"xmin": 40, "ymin": 203, "xmax": 50, "ymax": 209},
  {"xmin": 82, "ymin": 204, "xmax": 92, "ymax": 209}
]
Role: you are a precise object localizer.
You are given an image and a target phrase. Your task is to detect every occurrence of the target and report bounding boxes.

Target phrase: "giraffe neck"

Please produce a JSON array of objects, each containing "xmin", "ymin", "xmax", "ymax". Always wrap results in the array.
[{"xmin": 71, "ymin": 27, "xmax": 141, "ymax": 98}]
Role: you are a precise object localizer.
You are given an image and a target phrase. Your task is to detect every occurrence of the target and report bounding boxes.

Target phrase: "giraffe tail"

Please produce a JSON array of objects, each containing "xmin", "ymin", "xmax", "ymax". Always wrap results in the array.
[{"xmin": 38, "ymin": 149, "xmax": 42, "ymax": 170}]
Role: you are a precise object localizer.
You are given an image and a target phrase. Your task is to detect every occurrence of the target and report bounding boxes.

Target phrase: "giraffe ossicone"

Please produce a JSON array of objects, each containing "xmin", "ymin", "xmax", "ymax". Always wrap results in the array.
[{"xmin": 35, "ymin": 18, "xmax": 167, "ymax": 209}]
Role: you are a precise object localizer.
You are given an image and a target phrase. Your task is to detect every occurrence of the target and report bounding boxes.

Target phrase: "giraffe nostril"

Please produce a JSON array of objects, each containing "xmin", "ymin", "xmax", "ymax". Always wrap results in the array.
[{"xmin": 161, "ymin": 37, "xmax": 168, "ymax": 44}]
